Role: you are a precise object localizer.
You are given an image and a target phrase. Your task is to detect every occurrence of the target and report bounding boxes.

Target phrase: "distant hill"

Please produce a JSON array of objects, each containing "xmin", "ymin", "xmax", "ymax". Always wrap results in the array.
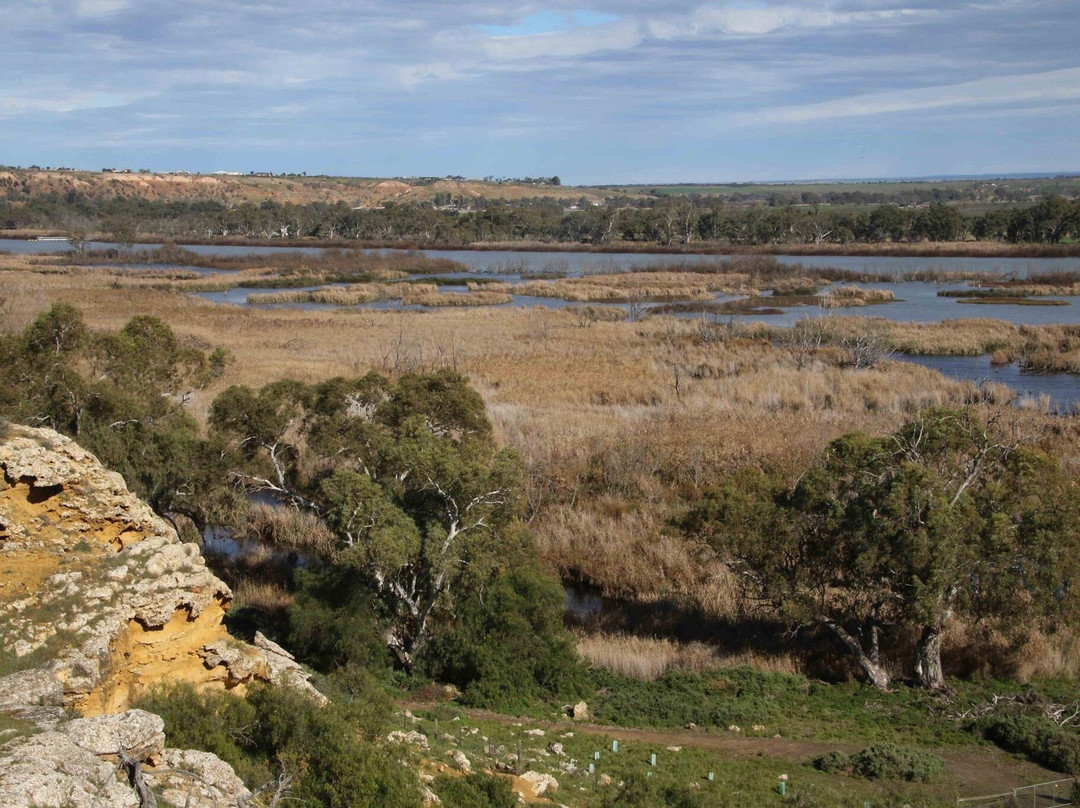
[{"xmin": 0, "ymin": 168, "xmax": 609, "ymax": 206}]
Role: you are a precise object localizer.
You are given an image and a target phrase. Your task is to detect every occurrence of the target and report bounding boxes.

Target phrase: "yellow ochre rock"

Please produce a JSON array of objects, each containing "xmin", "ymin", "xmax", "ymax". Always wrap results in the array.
[{"xmin": 0, "ymin": 424, "xmax": 322, "ymax": 716}]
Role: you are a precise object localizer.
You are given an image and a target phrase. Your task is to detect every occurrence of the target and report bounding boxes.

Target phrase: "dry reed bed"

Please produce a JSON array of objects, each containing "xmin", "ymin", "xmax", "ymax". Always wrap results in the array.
[
  {"xmin": 822, "ymin": 286, "xmax": 896, "ymax": 306},
  {"xmin": 467, "ymin": 281, "xmax": 512, "ymax": 293},
  {"xmin": 248, "ymin": 283, "xmax": 511, "ymax": 307},
  {"xmin": 575, "ymin": 632, "xmax": 802, "ymax": 680},
  {"xmin": 519, "ymin": 271, "xmax": 756, "ymax": 302},
  {"xmin": 248, "ymin": 282, "xmax": 437, "ymax": 305},
  {"xmin": 810, "ymin": 318, "xmax": 1080, "ymax": 374},
  {"xmin": 402, "ymin": 290, "xmax": 513, "ymax": 307}
]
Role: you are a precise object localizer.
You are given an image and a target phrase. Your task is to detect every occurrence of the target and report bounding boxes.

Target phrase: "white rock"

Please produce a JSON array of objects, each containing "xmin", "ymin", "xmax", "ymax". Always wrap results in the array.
[
  {"xmin": 61, "ymin": 709, "xmax": 166, "ymax": 760},
  {"xmin": 451, "ymin": 750, "xmax": 471, "ymax": 773},
  {"xmin": 0, "ymin": 669, "xmax": 63, "ymax": 710},
  {"xmin": 387, "ymin": 730, "xmax": 430, "ymax": 749},
  {"xmin": 520, "ymin": 771, "xmax": 559, "ymax": 795},
  {"xmin": 148, "ymin": 748, "xmax": 252, "ymax": 807},
  {"xmin": 0, "ymin": 731, "xmax": 138, "ymax": 808}
]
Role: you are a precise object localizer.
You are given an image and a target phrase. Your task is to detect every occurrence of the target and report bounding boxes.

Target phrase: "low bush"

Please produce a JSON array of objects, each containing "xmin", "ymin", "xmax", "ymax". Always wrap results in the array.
[
  {"xmin": 813, "ymin": 750, "xmax": 853, "ymax": 775},
  {"xmin": 982, "ymin": 715, "xmax": 1080, "ymax": 775},
  {"xmin": 135, "ymin": 683, "xmax": 420, "ymax": 807},
  {"xmin": 814, "ymin": 744, "xmax": 943, "ymax": 782},
  {"xmin": 435, "ymin": 773, "xmax": 518, "ymax": 808}
]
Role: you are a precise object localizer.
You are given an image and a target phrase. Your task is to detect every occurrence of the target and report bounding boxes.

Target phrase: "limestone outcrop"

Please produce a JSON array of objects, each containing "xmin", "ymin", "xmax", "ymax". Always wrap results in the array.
[
  {"xmin": 0, "ymin": 424, "xmax": 324, "ymax": 807},
  {"xmin": 0, "ymin": 709, "xmax": 251, "ymax": 808},
  {"xmin": 0, "ymin": 424, "xmax": 320, "ymax": 714}
]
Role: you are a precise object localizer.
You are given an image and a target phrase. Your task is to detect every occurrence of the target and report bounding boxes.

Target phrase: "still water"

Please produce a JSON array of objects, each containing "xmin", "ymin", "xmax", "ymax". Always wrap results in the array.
[
  {"xmin": 901, "ymin": 354, "xmax": 1079, "ymax": 414},
  {"xmin": 3, "ymin": 237, "xmax": 1078, "ymax": 277}
]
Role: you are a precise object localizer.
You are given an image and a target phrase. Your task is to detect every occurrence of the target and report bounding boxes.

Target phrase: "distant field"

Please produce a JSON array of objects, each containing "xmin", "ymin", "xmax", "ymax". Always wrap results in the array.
[{"xmin": 597, "ymin": 175, "xmax": 1080, "ymax": 200}]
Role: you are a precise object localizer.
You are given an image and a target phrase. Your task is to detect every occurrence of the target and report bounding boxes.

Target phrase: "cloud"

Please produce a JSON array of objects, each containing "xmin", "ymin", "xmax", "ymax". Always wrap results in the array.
[
  {"xmin": 75, "ymin": 0, "xmax": 130, "ymax": 17},
  {"xmin": 732, "ymin": 66, "xmax": 1080, "ymax": 125},
  {"xmin": 0, "ymin": 89, "xmax": 135, "ymax": 116}
]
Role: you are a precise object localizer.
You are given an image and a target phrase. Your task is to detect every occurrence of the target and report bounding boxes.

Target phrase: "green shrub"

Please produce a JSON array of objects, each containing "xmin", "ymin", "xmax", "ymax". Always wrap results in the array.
[
  {"xmin": 813, "ymin": 750, "xmax": 853, "ymax": 775},
  {"xmin": 435, "ymin": 773, "xmax": 517, "ymax": 808},
  {"xmin": 850, "ymin": 743, "xmax": 943, "ymax": 782},
  {"xmin": 134, "ymin": 683, "xmax": 269, "ymax": 786},
  {"xmin": 983, "ymin": 715, "xmax": 1080, "ymax": 775},
  {"xmin": 245, "ymin": 685, "xmax": 418, "ymax": 808},
  {"xmin": 135, "ymin": 683, "xmax": 420, "ymax": 808},
  {"xmin": 815, "ymin": 744, "xmax": 942, "ymax": 782},
  {"xmin": 422, "ymin": 560, "xmax": 589, "ymax": 711}
]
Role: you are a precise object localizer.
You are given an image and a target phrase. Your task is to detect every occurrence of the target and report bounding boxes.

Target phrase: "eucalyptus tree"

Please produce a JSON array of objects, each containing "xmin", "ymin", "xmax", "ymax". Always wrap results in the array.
[
  {"xmin": 210, "ymin": 371, "xmax": 521, "ymax": 670},
  {"xmin": 684, "ymin": 408, "xmax": 1080, "ymax": 690}
]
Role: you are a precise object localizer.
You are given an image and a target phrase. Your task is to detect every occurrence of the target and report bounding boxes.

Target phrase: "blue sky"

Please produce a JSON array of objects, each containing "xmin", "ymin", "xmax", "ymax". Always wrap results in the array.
[{"xmin": 1, "ymin": 0, "xmax": 1077, "ymax": 183}]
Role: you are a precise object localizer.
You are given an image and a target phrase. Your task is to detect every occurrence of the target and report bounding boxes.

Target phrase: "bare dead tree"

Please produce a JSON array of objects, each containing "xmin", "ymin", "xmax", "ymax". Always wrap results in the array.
[
  {"xmin": 840, "ymin": 328, "xmax": 895, "ymax": 369},
  {"xmin": 779, "ymin": 316, "xmax": 833, "ymax": 368},
  {"xmin": 241, "ymin": 771, "xmax": 298, "ymax": 808},
  {"xmin": 626, "ymin": 292, "xmax": 650, "ymax": 323},
  {"xmin": 118, "ymin": 752, "xmax": 158, "ymax": 808}
]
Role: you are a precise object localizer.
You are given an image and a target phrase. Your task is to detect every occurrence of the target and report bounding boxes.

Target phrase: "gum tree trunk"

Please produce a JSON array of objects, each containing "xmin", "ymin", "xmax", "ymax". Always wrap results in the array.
[
  {"xmin": 824, "ymin": 620, "xmax": 891, "ymax": 691},
  {"xmin": 915, "ymin": 626, "xmax": 947, "ymax": 690}
]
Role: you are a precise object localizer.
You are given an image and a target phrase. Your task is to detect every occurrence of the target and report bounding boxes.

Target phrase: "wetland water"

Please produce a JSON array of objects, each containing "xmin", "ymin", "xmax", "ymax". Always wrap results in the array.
[
  {"xmin": 3, "ymin": 237, "xmax": 1080, "ymax": 276},
  {"xmin": 6, "ymin": 238, "xmax": 1080, "ymax": 410}
]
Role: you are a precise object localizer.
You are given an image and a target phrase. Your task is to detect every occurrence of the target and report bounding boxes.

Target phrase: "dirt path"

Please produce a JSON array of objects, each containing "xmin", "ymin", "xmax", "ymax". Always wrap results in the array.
[{"xmin": 401, "ymin": 701, "xmax": 1062, "ymax": 797}]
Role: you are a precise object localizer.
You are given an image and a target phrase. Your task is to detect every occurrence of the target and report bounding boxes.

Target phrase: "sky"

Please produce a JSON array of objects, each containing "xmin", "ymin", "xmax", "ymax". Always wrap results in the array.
[{"xmin": 0, "ymin": 0, "xmax": 1078, "ymax": 184}]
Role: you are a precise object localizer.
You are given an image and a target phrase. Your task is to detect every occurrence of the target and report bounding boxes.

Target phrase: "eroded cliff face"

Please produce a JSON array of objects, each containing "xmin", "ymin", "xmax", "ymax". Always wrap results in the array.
[
  {"xmin": 0, "ymin": 424, "xmax": 322, "ymax": 807},
  {"xmin": 0, "ymin": 424, "xmax": 316, "ymax": 714}
]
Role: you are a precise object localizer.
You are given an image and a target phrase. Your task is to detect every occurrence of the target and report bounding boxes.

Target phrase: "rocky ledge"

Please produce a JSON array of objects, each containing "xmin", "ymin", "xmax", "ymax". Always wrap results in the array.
[{"xmin": 0, "ymin": 424, "xmax": 323, "ymax": 807}]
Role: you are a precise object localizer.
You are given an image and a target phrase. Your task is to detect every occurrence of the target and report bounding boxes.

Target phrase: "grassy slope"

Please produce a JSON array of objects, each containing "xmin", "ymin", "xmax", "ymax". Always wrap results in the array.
[{"xmin": 402, "ymin": 667, "xmax": 1067, "ymax": 807}]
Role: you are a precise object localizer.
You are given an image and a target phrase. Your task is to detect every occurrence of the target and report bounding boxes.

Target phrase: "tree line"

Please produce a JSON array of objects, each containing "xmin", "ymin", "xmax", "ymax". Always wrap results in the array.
[{"xmin": 2, "ymin": 192, "xmax": 1078, "ymax": 246}]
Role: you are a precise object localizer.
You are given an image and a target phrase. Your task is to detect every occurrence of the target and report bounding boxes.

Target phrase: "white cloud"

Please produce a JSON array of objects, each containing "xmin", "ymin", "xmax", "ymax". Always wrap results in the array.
[
  {"xmin": 481, "ymin": 19, "xmax": 643, "ymax": 61},
  {"xmin": 397, "ymin": 62, "xmax": 469, "ymax": 88},
  {"xmin": 731, "ymin": 66, "xmax": 1080, "ymax": 125},
  {"xmin": 0, "ymin": 89, "xmax": 136, "ymax": 116},
  {"xmin": 646, "ymin": 3, "xmax": 940, "ymax": 39},
  {"xmin": 75, "ymin": 0, "xmax": 130, "ymax": 17}
]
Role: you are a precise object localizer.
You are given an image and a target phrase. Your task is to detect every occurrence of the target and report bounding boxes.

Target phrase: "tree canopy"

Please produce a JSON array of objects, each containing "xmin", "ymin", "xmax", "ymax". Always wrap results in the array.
[
  {"xmin": 210, "ymin": 369, "xmax": 585, "ymax": 705},
  {"xmin": 682, "ymin": 407, "xmax": 1080, "ymax": 690},
  {"xmin": 0, "ymin": 303, "xmax": 234, "ymax": 532}
]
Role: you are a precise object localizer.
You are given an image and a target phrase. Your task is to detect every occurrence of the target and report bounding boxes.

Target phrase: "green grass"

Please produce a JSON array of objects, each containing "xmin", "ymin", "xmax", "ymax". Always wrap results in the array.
[
  {"xmin": 585, "ymin": 668, "xmax": 974, "ymax": 747},
  {"xmin": 408, "ymin": 706, "xmax": 961, "ymax": 808},
  {"xmin": 400, "ymin": 668, "xmax": 1080, "ymax": 806}
]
